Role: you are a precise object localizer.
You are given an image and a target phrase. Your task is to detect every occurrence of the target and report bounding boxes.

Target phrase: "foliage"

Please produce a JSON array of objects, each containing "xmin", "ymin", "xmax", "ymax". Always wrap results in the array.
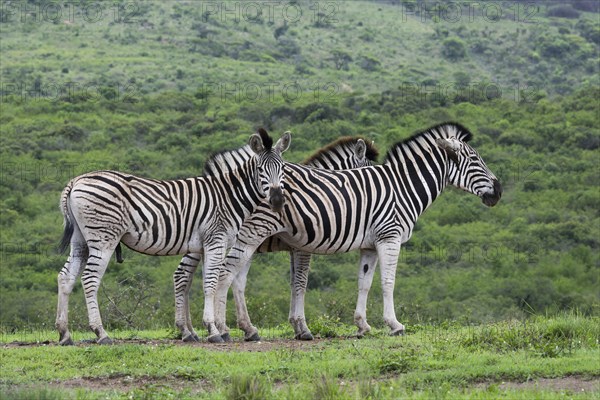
[
  {"xmin": 547, "ymin": 5, "xmax": 581, "ymax": 19},
  {"xmin": 0, "ymin": 1, "xmax": 598, "ymax": 336},
  {"xmin": 441, "ymin": 37, "xmax": 467, "ymax": 61},
  {"xmin": 1, "ymin": 85, "xmax": 598, "ymax": 332}
]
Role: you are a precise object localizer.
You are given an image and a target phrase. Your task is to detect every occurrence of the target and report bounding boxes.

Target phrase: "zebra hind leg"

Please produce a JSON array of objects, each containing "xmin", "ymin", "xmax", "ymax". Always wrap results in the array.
[
  {"xmin": 354, "ymin": 249, "xmax": 378, "ymax": 338},
  {"xmin": 289, "ymin": 250, "xmax": 313, "ymax": 341},
  {"xmin": 56, "ymin": 232, "xmax": 88, "ymax": 346},
  {"xmin": 174, "ymin": 254, "xmax": 201, "ymax": 342},
  {"xmin": 81, "ymin": 246, "xmax": 116, "ymax": 344},
  {"xmin": 376, "ymin": 242, "xmax": 405, "ymax": 336}
]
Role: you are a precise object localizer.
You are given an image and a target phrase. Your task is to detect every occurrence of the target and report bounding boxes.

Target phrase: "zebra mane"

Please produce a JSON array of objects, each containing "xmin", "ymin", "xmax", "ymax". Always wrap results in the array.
[
  {"xmin": 202, "ymin": 145, "xmax": 254, "ymax": 178},
  {"xmin": 384, "ymin": 122, "xmax": 473, "ymax": 163},
  {"xmin": 257, "ymin": 128, "xmax": 273, "ymax": 150},
  {"xmin": 303, "ymin": 136, "xmax": 379, "ymax": 166}
]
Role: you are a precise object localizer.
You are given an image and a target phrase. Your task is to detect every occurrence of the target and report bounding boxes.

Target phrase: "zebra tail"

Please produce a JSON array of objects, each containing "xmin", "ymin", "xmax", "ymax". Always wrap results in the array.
[
  {"xmin": 58, "ymin": 181, "xmax": 74, "ymax": 254},
  {"xmin": 115, "ymin": 243, "xmax": 124, "ymax": 263}
]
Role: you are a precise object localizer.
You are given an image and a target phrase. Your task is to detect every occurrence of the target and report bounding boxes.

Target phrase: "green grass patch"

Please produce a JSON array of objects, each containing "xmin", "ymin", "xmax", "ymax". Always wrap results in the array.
[{"xmin": 1, "ymin": 315, "xmax": 598, "ymax": 399}]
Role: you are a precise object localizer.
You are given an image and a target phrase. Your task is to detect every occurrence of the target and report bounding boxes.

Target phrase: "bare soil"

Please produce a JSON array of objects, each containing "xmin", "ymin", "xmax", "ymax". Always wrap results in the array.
[
  {"xmin": 3, "ymin": 337, "xmax": 326, "ymax": 351},
  {"xmin": 476, "ymin": 376, "xmax": 600, "ymax": 393},
  {"xmin": 3, "ymin": 376, "xmax": 213, "ymax": 396},
  {"xmin": 8, "ymin": 375, "xmax": 599, "ymax": 395}
]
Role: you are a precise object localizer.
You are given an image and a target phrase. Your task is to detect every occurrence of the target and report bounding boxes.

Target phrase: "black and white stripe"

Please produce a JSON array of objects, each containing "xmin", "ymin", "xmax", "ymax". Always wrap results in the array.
[
  {"xmin": 174, "ymin": 137, "xmax": 379, "ymax": 342},
  {"xmin": 55, "ymin": 129, "xmax": 290, "ymax": 345},
  {"xmin": 213, "ymin": 123, "xmax": 502, "ymax": 339}
]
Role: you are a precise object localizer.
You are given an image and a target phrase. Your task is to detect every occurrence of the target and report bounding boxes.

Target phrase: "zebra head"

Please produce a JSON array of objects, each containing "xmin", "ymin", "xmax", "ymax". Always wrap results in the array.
[
  {"xmin": 351, "ymin": 139, "xmax": 376, "ymax": 168},
  {"xmin": 249, "ymin": 128, "xmax": 291, "ymax": 212},
  {"xmin": 436, "ymin": 135, "xmax": 502, "ymax": 207}
]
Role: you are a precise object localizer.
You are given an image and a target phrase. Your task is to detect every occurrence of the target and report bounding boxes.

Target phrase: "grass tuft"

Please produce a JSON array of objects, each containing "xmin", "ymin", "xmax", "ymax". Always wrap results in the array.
[
  {"xmin": 227, "ymin": 374, "xmax": 272, "ymax": 400},
  {"xmin": 313, "ymin": 374, "xmax": 351, "ymax": 400}
]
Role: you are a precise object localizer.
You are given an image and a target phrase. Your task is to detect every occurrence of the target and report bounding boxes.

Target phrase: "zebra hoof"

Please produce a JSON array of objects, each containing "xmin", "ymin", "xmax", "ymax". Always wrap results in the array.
[
  {"xmin": 244, "ymin": 332, "xmax": 261, "ymax": 342},
  {"xmin": 208, "ymin": 334, "xmax": 225, "ymax": 343},
  {"xmin": 390, "ymin": 329, "xmax": 405, "ymax": 337},
  {"xmin": 182, "ymin": 333, "xmax": 199, "ymax": 342},
  {"xmin": 297, "ymin": 332, "xmax": 314, "ymax": 341},
  {"xmin": 59, "ymin": 337, "xmax": 74, "ymax": 346},
  {"xmin": 193, "ymin": 334, "xmax": 201, "ymax": 342},
  {"xmin": 97, "ymin": 336, "xmax": 113, "ymax": 345},
  {"xmin": 356, "ymin": 329, "xmax": 370, "ymax": 338},
  {"xmin": 220, "ymin": 332, "xmax": 231, "ymax": 342}
]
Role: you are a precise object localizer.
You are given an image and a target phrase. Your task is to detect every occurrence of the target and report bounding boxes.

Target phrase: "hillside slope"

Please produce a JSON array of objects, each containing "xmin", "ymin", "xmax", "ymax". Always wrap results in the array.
[{"xmin": 0, "ymin": 1, "xmax": 598, "ymax": 331}]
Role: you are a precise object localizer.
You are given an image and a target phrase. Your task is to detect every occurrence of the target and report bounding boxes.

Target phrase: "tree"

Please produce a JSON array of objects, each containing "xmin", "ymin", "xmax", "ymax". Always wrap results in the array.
[
  {"xmin": 331, "ymin": 50, "xmax": 353, "ymax": 70},
  {"xmin": 358, "ymin": 55, "xmax": 381, "ymax": 72},
  {"xmin": 441, "ymin": 37, "xmax": 467, "ymax": 61}
]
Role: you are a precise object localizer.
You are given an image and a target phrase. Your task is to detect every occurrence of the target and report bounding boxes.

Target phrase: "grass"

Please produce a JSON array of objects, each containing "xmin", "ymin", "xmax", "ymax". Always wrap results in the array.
[{"xmin": 1, "ymin": 313, "xmax": 598, "ymax": 399}]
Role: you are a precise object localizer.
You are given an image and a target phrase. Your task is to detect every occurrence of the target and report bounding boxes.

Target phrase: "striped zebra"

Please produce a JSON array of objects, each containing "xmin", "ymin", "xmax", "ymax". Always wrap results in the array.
[
  {"xmin": 174, "ymin": 137, "xmax": 379, "ymax": 342},
  {"xmin": 212, "ymin": 123, "xmax": 502, "ymax": 340},
  {"xmin": 56, "ymin": 129, "xmax": 290, "ymax": 345}
]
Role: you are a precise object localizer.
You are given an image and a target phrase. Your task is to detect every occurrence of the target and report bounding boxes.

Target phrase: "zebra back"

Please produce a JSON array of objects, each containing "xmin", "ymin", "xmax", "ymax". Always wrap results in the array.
[
  {"xmin": 303, "ymin": 137, "xmax": 378, "ymax": 169},
  {"xmin": 59, "ymin": 130, "xmax": 289, "ymax": 258},
  {"xmin": 255, "ymin": 136, "xmax": 379, "ymax": 253}
]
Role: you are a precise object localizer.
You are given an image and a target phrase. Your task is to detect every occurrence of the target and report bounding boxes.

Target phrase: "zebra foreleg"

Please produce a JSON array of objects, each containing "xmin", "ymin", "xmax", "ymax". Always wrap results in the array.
[
  {"xmin": 202, "ymin": 244, "xmax": 229, "ymax": 343},
  {"xmin": 229, "ymin": 261, "xmax": 260, "ymax": 341},
  {"xmin": 173, "ymin": 253, "xmax": 201, "ymax": 342},
  {"xmin": 289, "ymin": 250, "xmax": 313, "ymax": 340},
  {"xmin": 376, "ymin": 242, "xmax": 405, "ymax": 336},
  {"xmin": 354, "ymin": 249, "xmax": 378, "ymax": 338},
  {"xmin": 81, "ymin": 247, "xmax": 114, "ymax": 344},
  {"xmin": 56, "ymin": 240, "xmax": 88, "ymax": 345},
  {"xmin": 213, "ymin": 243, "xmax": 258, "ymax": 342}
]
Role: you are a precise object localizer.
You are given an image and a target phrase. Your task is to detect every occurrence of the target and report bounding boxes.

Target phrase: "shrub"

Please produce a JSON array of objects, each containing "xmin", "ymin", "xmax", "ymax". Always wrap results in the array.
[
  {"xmin": 308, "ymin": 315, "xmax": 343, "ymax": 338},
  {"xmin": 547, "ymin": 5, "xmax": 580, "ymax": 19},
  {"xmin": 358, "ymin": 55, "xmax": 381, "ymax": 72},
  {"xmin": 441, "ymin": 37, "xmax": 467, "ymax": 61}
]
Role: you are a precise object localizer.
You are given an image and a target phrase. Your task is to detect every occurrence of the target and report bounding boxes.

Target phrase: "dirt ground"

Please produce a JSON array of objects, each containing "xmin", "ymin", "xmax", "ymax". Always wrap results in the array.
[
  {"xmin": 476, "ymin": 376, "xmax": 600, "ymax": 393},
  {"xmin": 3, "ymin": 337, "xmax": 325, "ymax": 351},
  {"xmin": 9, "ymin": 375, "xmax": 599, "ymax": 395}
]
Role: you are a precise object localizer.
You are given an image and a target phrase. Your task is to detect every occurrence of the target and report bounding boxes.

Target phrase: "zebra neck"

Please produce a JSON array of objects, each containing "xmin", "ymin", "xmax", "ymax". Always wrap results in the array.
[
  {"xmin": 385, "ymin": 144, "xmax": 450, "ymax": 219},
  {"xmin": 203, "ymin": 165, "xmax": 264, "ymax": 219}
]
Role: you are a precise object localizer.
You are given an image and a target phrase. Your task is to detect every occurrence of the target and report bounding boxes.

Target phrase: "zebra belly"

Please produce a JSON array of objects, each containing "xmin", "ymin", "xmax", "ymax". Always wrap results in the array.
[
  {"xmin": 120, "ymin": 226, "xmax": 200, "ymax": 256},
  {"xmin": 276, "ymin": 231, "xmax": 375, "ymax": 255}
]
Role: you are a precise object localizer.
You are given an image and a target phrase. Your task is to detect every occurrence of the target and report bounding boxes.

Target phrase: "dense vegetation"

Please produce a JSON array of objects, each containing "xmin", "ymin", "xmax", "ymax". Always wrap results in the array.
[{"xmin": 0, "ymin": 1, "xmax": 598, "ymax": 337}]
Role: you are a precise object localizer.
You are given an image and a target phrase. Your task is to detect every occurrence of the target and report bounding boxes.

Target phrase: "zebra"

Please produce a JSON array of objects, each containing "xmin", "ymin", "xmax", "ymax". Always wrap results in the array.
[
  {"xmin": 211, "ymin": 122, "xmax": 502, "ymax": 340},
  {"xmin": 173, "ymin": 136, "xmax": 379, "ymax": 342},
  {"xmin": 56, "ymin": 129, "xmax": 290, "ymax": 345}
]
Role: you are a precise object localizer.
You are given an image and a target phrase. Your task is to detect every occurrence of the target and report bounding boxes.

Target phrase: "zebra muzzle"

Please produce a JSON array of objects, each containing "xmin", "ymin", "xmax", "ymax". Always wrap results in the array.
[
  {"xmin": 269, "ymin": 187, "xmax": 284, "ymax": 212},
  {"xmin": 482, "ymin": 179, "xmax": 502, "ymax": 207}
]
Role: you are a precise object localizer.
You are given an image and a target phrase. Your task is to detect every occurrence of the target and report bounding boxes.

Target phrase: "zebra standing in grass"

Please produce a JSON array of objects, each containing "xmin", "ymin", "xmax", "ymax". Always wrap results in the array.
[
  {"xmin": 173, "ymin": 137, "xmax": 379, "ymax": 342},
  {"xmin": 56, "ymin": 129, "xmax": 290, "ymax": 345},
  {"xmin": 211, "ymin": 123, "xmax": 502, "ymax": 340}
]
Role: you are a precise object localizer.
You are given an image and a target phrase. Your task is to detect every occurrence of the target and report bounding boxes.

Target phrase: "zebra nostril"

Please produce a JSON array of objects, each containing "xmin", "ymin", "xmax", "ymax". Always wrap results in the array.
[
  {"xmin": 493, "ymin": 179, "xmax": 502, "ymax": 198},
  {"xmin": 481, "ymin": 179, "xmax": 502, "ymax": 207}
]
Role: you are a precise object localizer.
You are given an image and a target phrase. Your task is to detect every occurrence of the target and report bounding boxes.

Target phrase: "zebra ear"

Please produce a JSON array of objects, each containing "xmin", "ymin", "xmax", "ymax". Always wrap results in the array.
[
  {"xmin": 355, "ymin": 139, "xmax": 367, "ymax": 160},
  {"xmin": 249, "ymin": 133, "xmax": 265, "ymax": 154},
  {"xmin": 435, "ymin": 138, "xmax": 460, "ymax": 164},
  {"xmin": 275, "ymin": 131, "xmax": 291, "ymax": 153}
]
